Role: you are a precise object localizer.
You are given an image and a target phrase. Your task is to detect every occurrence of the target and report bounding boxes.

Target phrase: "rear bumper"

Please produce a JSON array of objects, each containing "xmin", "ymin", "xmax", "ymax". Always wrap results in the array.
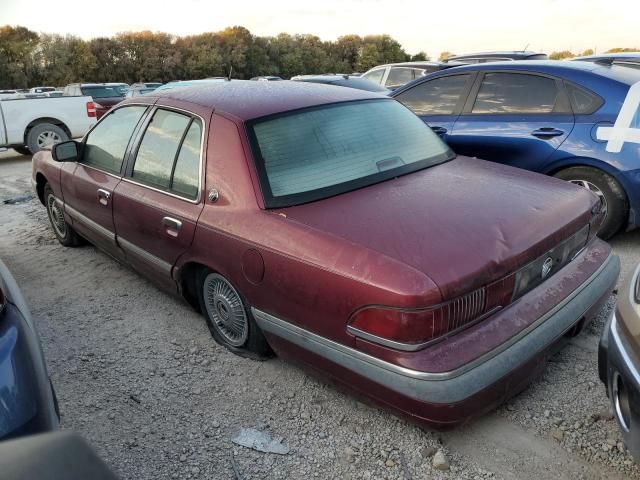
[
  {"xmin": 256, "ymin": 252, "xmax": 619, "ymax": 427},
  {"xmin": 0, "ymin": 260, "xmax": 59, "ymax": 440}
]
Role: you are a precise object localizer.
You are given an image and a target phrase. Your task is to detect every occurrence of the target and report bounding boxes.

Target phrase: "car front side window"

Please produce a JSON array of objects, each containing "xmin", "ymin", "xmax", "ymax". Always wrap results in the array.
[
  {"xmin": 385, "ymin": 68, "xmax": 415, "ymax": 88},
  {"xmin": 395, "ymin": 74, "xmax": 470, "ymax": 115},
  {"xmin": 362, "ymin": 68, "xmax": 385, "ymax": 85},
  {"xmin": 82, "ymin": 105, "xmax": 147, "ymax": 174}
]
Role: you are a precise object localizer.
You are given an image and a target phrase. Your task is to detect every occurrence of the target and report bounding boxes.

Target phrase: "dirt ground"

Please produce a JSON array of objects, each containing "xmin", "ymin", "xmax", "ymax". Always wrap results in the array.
[{"xmin": 1, "ymin": 150, "xmax": 639, "ymax": 479}]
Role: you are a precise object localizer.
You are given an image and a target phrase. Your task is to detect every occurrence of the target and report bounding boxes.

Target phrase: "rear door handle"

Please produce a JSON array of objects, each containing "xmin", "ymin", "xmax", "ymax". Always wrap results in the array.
[
  {"xmin": 162, "ymin": 216, "xmax": 182, "ymax": 237},
  {"xmin": 531, "ymin": 127, "xmax": 564, "ymax": 138},
  {"xmin": 430, "ymin": 126, "xmax": 448, "ymax": 136},
  {"xmin": 97, "ymin": 189, "xmax": 111, "ymax": 206}
]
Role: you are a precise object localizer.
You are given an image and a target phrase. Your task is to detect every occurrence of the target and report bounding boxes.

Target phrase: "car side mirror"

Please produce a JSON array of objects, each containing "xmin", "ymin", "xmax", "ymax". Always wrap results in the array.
[{"xmin": 52, "ymin": 141, "xmax": 80, "ymax": 162}]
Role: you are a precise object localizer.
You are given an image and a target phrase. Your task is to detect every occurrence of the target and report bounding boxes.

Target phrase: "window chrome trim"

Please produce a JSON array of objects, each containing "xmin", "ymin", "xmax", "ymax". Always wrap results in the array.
[
  {"xmin": 125, "ymin": 104, "xmax": 206, "ymax": 204},
  {"xmin": 64, "ymin": 203, "xmax": 115, "ymax": 241},
  {"xmin": 117, "ymin": 237, "xmax": 172, "ymax": 275}
]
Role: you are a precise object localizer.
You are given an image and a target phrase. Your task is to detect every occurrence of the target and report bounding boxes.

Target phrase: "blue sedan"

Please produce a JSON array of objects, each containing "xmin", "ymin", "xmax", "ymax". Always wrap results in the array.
[
  {"xmin": 392, "ymin": 61, "xmax": 640, "ymax": 239},
  {"xmin": 0, "ymin": 258, "xmax": 58, "ymax": 440}
]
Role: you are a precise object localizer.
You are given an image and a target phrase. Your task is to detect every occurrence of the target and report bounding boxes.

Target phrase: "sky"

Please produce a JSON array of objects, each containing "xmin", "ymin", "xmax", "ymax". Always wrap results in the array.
[{"xmin": 1, "ymin": 0, "xmax": 638, "ymax": 56}]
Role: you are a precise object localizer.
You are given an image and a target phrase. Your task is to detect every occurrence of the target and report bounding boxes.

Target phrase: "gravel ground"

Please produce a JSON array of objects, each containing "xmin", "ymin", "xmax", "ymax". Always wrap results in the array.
[{"xmin": 1, "ymin": 151, "xmax": 639, "ymax": 479}]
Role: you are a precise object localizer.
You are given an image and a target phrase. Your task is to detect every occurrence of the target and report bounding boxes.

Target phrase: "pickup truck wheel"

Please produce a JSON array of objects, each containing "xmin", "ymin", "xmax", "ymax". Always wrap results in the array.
[
  {"xmin": 13, "ymin": 146, "xmax": 31, "ymax": 156},
  {"xmin": 198, "ymin": 270, "xmax": 272, "ymax": 360},
  {"xmin": 44, "ymin": 183, "xmax": 82, "ymax": 247},
  {"xmin": 554, "ymin": 167, "xmax": 628, "ymax": 239},
  {"xmin": 26, "ymin": 123, "xmax": 68, "ymax": 153}
]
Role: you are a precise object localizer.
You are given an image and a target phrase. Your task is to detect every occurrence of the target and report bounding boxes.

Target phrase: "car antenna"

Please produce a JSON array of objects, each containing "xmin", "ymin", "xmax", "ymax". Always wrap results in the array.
[
  {"xmin": 227, "ymin": 65, "xmax": 233, "ymax": 82},
  {"xmin": 522, "ymin": 43, "xmax": 529, "ymax": 52}
]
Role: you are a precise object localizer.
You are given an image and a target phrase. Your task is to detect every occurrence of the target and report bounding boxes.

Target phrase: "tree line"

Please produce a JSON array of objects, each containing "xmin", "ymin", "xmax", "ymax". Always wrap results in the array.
[
  {"xmin": 0, "ymin": 25, "xmax": 428, "ymax": 89},
  {"xmin": 549, "ymin": 48, "xmax": 638, "ymax": 60},
  {"xmin": 1, "ymin": 25, "xmax": 636, "ymax": 89}
]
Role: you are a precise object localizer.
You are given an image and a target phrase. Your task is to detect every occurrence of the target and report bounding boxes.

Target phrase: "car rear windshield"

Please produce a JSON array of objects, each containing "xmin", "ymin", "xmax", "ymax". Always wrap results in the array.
[
  {"xmin": 80, "ymin": 86, "xmax": 124, "ymax": 98},
  {"xmin": 248, "ymin": 99, "xmax": 454, "ymax": 208}
]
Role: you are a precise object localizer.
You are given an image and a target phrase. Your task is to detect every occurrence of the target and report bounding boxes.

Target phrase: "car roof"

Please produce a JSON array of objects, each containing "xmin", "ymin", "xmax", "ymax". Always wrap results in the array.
[
  {"xmin": 372, "ymin": 61, "xmax": 447, "ymax": 69},
  {"xmin": 573, "ymin": 52, "xmax": 640, "ymax": 61},
  {"xmin": 448, "ymin": 50, "xmax": 544, "ymax": 58},
  {"xmin": 150, "ymin": 80, "xmax": 387, "ymax": 121},
  {"xmin": 292, "ymin": 75, "xmax": 389, "ymax": 92},
  {"xmin": 425, "ymin": 60, "xmax": 640, "ymax": 85}
]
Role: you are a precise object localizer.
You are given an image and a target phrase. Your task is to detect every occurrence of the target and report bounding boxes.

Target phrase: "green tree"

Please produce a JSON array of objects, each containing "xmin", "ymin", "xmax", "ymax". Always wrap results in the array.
[
  {"xmin": 410, "ymin": 51, "xmax": 429, "ymax": 61},
  {"xmin": 549, "ymin": 50, "xmax": 575, "ymax": 60},
  {"xmin": 581, "ymin": 48, "xmax": 594, "ymax": 56},
  {"xmin": 0, "ymin": 25, "xmax": 39, "ymax": 88},
  {"xmin": 606, "ymin": 47, "xmax": 640, "ymax": 53}
]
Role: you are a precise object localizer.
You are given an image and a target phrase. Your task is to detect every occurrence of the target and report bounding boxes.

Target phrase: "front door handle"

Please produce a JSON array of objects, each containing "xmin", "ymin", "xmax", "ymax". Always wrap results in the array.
[
  {"xmin": 97, "ymin": 189, "xmax": 111, "ymax": 206},
  {"xmin": 430, "ymin": 126, "xmax": 448, "ymax": 136},
  {"xmin": 162, "ymin": 216, "xmax": 182, "ymax": 237},
  {"xmin": 531, "ymin": 127, "xmax": 564, "ymax": 138}
]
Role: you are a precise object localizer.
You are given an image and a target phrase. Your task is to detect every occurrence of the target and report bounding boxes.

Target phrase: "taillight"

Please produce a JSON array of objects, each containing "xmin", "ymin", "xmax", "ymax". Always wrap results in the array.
[
  {"xmin": 348, "ymin": 280, "xmax": 513, "ymax": 350},
  {"xmin": 86, "ymin": 101, "xmax": 97, "ymax": 118}
]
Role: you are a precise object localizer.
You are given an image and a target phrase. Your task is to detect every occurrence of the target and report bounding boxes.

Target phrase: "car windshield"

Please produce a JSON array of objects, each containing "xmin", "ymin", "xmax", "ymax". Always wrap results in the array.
[
  {"xmin": 249, "ymin": 99, "xmax": 454, "ymax": 207},
  {"xmin": 80, "ymin": 86, "xmax": 124, "ymax": 98}
]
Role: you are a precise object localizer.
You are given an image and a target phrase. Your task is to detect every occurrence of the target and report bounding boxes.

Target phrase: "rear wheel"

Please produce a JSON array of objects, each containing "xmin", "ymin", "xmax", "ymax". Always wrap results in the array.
[
  {"xmin": 554, "ymin": 166, "xmax": 628, "ymax": 239},
  {"xmin": 44, "ymin": 183, "xmax": 82, "ymax": 247},
  {"xmin": 26, "ymin": 123, "xmax": 68, "ymax": 153},
  {"xmin": 197, "ymin": 269, "xmax": 272, "ymax": 359}
]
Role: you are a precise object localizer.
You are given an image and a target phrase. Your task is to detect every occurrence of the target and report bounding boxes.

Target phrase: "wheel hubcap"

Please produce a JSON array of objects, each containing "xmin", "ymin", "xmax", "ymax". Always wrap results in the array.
[
  {"xmin": 569, "ymin": 179, "xmax": 608, "ymax": 221},
  {"xmin": 203, "ymin": 273, "xmax": 248, "ymax": 347},
  {"xmin": 37, "ymin": 131, "xmax": 62, "ymax": 149},
  {"xmin": 47, "ymin": 194, "xmax": 66, "ymax": 237}
]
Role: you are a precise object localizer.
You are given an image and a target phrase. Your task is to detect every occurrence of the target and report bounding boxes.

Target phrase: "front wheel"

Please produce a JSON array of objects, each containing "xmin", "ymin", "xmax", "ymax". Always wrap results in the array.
[
  {"xmin": 44, "ymin": 183, "xmax": 82, "ymax": 247},
  {"xmin": 197, "ymin": 269, "xmax": 272, "ymax": 359},
  {"xmin": 554, "ymin": 166, "xmax": 628, "ymax": 239}
]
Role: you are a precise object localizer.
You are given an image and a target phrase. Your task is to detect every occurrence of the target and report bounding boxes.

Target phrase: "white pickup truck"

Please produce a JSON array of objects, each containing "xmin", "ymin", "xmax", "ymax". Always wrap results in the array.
[{"xmin": 0, "ymin": 96, "xmax": 97, "ymax": 155}]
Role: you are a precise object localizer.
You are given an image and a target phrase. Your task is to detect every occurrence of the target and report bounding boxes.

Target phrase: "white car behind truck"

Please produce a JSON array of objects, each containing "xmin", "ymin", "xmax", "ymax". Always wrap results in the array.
[{"xmin": 0, "ymin": 96, "xmax": 97, "ymax": 155}]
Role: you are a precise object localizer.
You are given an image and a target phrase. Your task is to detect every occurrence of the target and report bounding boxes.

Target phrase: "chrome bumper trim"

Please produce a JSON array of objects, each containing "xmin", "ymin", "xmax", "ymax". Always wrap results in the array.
[{"xmin": 253, "ymin": 253, "xmax": 619, "ymax": 404}]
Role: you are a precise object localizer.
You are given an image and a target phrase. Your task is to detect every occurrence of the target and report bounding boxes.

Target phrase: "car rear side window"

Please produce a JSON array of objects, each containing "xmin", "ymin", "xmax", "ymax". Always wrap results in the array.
[
  {"xmin": 83, "ymin": 106, "xmax": 147, "ymax": 174},
  {"xmin": 362, "ymin": 68, "xmax": 385, "ymax": 85},
  {"xmin": 565, "ymin": 83, "xmax": 603, "ymax": 114},
  {"xmin": 385, "ymin": 68, "xmax": 417, "ymax": 88},
  {"xmin": 395, "ymin": 74, "xmax": 470, "ymax": 115},
  {"xmin": 472, "ymin": 73, "xmax": 558, "ymax": 114},
  {"xmin": 171, "ymin": 121, "xmax": 202, "ymax": 199},
  {"xmin": 132, "ymin": 109, "xmax": 202, "ymax": 199}
]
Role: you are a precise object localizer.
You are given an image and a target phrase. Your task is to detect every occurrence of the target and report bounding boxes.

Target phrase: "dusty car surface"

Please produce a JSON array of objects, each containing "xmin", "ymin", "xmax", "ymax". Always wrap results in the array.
[
  {"xmin": 599, "ymin": 263, "xmax": 640, "ymax": 459},
  {"xmin": 32, "ymin": 81, "xmax": 619, "ymax": 428}
]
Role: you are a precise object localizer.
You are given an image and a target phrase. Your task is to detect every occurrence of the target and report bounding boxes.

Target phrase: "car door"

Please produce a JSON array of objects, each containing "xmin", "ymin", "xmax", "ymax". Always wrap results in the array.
[
  {"xmin": 112, "ymin": 106, "xmax": 205, "ymax": 290},
  {"xmin": 60, "ymin": 105, "xmax": 149, "ymax": 255},
  {"xmin": 449, "ymin": 71, "xmax": 575, "ymax": 170},
  {"xmin": 394, "ymin": 73, "xmax": 475, "ymax": 143}
]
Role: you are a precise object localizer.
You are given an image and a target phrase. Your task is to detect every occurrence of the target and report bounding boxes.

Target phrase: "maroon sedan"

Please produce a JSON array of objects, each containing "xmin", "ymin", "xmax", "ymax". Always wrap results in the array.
[{"xmin": 32, "ymin": 81, "xmax": 619, "ymax": 428}]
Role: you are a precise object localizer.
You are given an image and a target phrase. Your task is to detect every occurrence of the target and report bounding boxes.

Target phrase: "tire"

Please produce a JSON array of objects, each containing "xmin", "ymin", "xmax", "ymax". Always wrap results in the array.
[
  {"xmin": 43, "ymin": 183, "xmax": 82, "ymax": 247},
  {"xmin": 554, "ymin": 166, "xmax": 628, "ymax": 240},
  {"xmin": 197, "ymin": 269, "xmax": 272, "ymax": 360},
  {"xmin": 26, "ymin": 123, "xmax": 69, "ymax": 153},
  {"xmin": 13, "ymin": 146, "xmax": 31, "ymax": 156}
]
